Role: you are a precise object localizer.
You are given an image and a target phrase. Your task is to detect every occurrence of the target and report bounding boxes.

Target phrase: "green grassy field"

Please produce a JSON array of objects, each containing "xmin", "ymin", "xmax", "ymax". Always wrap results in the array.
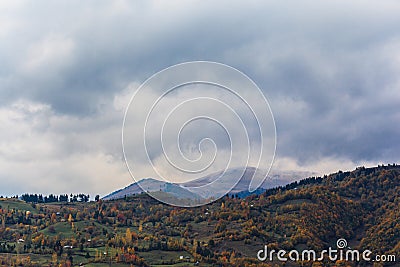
[
  {"xmin": 40, "ymin": 221, "xmax": 75, "ymax": 237},
  {"xmin": 84, "ymin": 264, "xmax": 131, "ymax": 267},
  {"xmin": 138, "ymin": 250, "xmax": 214, "ymax": 266},
  {"xmin": 0, "ymin": 199, "xmax": 38, "ymax": 214},
  {"xmin": 138, "ymin": 250, "xmax": 192, "ymax": 265}
]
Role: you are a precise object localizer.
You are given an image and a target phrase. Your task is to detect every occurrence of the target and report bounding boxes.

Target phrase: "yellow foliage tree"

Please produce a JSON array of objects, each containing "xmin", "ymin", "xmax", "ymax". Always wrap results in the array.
[
  {"xmin": 126, "ymin": 228, "xmax": 132, "ymax": 244},
  {"xmin": 138, "ymin": 221, "xmax": 143, "ymax": 233},
  {"xmin": 52, "ymin": 252, "xmax": 58, "ymax": 265}
]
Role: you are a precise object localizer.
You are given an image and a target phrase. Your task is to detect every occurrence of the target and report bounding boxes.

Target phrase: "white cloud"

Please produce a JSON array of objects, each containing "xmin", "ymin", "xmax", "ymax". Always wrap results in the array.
[
  {"xmin": 272, "ymin": 156, "xmax": 389, "ymax": 178},
  {"xmin": 0, "ymin": 97, "xmax": 132, "ymax": 197},
  {"xmin": 22, "ymin": 34, "xmax": 75, "ymax": 74}
]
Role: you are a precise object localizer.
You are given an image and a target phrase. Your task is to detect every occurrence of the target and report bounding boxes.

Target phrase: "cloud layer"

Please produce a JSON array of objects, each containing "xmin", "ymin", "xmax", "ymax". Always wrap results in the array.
[{"xmin": 1, "ymin": 0, "xmax": 399, "ymax": 196}]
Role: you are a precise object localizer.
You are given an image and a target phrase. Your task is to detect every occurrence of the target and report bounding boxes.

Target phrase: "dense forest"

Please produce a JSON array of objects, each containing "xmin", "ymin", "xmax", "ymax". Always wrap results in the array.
[{"xmin": 0, "ymin": 165, "xmax": 399, "ymax": 266}]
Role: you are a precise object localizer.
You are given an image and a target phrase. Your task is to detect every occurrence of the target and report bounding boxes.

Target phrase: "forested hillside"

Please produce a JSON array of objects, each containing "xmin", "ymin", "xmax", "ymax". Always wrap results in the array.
[{"xmin": 0, "ymin": 165, "xmax": 399, "ymax": 266}]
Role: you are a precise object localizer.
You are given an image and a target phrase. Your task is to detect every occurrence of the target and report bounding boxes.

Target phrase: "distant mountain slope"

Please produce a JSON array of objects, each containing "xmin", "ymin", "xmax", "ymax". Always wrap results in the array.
[
  {"xmin": 182, "ymin": 167, "xmax": 314, "ymax": 198},
  {"xmin": 103, "ymin": 167, "xmax": 314, "ymax": 200},
  {"xmin": 102, "ymin": 178, "xmax": 202, "ymax": 200}
]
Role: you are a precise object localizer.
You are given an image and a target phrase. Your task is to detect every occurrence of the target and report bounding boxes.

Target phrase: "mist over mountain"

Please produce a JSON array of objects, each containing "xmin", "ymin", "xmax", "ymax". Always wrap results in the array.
[{"xmin": 103, "ymin": 167, "xmax": 314, "ymax": 201}]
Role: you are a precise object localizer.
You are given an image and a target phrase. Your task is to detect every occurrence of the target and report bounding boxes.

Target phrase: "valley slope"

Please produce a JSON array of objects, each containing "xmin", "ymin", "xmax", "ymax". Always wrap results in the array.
[{"xmin": 0, "ymin": 164, "xmax": 399, "ymax": 266}]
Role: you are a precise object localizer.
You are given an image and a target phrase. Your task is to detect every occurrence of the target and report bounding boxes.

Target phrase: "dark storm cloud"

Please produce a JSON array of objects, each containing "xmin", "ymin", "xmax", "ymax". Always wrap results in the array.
[
  {"xmin": 216, "ymin": 1, "xmax": 400, "ymax": 165},
  {"xmin": 0, "ymin": 0, "xmax": 400, "ymax": 195},
  {"xmin": 259, "ymin": 38, "xmax": 400, "ymax": 164}
]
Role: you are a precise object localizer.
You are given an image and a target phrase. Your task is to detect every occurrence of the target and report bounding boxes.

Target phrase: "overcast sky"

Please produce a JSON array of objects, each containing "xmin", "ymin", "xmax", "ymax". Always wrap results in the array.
[{"xmin": 1, "ymin": 0, "xmax": 399, "ymax": 197}]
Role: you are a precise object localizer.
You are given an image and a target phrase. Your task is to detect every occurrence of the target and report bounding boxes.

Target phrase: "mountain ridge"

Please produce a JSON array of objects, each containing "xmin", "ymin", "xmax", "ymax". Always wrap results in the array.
[{"xmin": 102, "ymin": 167, "xmax": 315, "ymax": 201}]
